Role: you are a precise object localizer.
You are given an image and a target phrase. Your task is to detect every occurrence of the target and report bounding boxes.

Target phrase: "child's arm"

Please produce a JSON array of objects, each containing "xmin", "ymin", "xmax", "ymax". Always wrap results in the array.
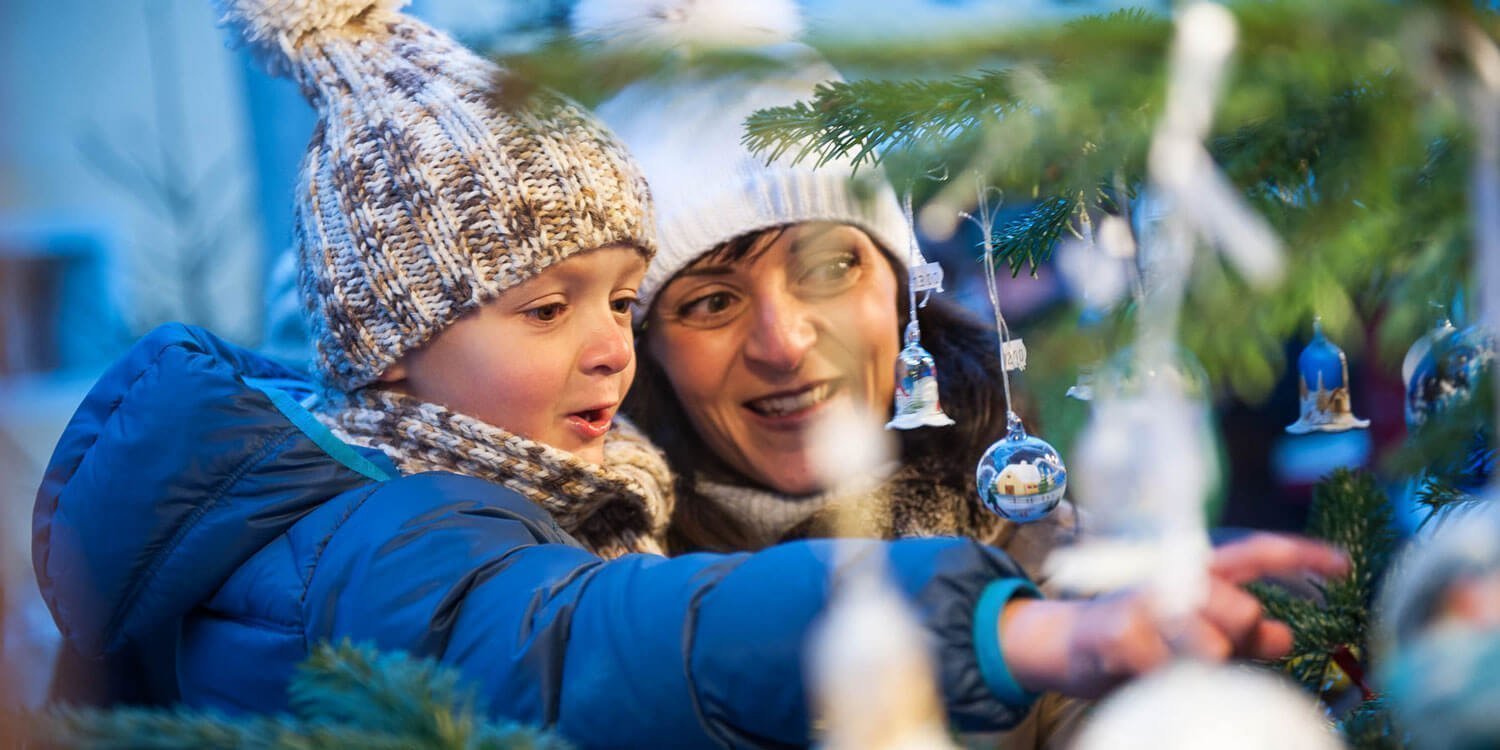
[
  {"xmin": 306, "ymin": 476, "xmax": 1032, "ymax": 747},
  {"xmin": 309, "ymin": 481, "xmax": 1348, "ymax": 748}
]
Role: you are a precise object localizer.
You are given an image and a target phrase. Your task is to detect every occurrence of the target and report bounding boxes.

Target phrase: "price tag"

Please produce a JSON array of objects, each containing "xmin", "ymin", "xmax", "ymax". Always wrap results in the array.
[
  {"xmin": 1002, "ymin": 338, "xmax": 1028, "ymax": 371},
  {"xmin": 910, "ymin": 262, "xmax": 945, "ymax": 293}
]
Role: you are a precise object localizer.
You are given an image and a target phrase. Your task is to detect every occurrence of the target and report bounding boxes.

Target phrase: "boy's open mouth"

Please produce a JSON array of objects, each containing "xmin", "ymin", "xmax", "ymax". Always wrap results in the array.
[{"xmin": 566, "ymin": 406, "xmax": 615, "ymax": 440}]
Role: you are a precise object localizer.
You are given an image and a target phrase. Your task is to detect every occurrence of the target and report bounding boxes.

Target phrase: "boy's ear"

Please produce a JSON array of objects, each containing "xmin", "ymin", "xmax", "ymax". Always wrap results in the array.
[{"xmin": 377, "ymin": 362, "xmax": 408, "ymax": 383}]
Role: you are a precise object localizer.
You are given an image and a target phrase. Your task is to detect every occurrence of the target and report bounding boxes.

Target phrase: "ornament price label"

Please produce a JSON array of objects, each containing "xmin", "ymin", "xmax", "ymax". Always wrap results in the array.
[
  {"xmin": 910, "ymin": 262, "xmax": 945, "ymax": 292},
  {"xmin": 1003, "ymin": 339, "xmax": 1028, "ymax": 371}
]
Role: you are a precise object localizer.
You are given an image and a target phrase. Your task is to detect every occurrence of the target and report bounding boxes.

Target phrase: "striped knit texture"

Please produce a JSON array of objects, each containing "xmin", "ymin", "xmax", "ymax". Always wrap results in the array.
[
  {"xmin": 315, "ymin": 388, "xmax": 674, "ymax": 558},
  {"xmin": 240, "ymin": 6, "xmax": 654, "ymax": 389}
]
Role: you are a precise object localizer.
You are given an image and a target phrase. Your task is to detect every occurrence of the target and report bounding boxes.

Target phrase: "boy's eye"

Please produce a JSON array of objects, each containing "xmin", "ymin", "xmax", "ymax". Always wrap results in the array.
[
  {"xmin": 527, "ymin": 303, "xmax": 565, "ymax": 322},
  {"xmin": 611, "ymin": 296, "xmax": 639, "ymax": 316}
]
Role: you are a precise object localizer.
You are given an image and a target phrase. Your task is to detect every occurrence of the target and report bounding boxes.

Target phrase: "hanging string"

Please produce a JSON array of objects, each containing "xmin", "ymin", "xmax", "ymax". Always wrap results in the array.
[
  {"xmin": 959, "ymin": 177, "xmax": 1016, "ymax": 418},
  {"xmin": 902, "ymin": 189, "xmax": 921, "ymax": 329}
]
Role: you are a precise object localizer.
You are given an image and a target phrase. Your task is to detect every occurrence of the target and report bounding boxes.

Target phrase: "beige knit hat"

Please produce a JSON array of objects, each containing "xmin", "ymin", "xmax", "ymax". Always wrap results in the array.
[{"xmin": 218, "ymin": 0, "xmax": 655, "ymax": 390}]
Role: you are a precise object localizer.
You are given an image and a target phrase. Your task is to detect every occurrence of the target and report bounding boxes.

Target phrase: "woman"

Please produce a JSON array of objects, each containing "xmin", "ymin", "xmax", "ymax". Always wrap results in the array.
[
  {"xmin": 586, "ymin": 2, "xmax": 1083, "ymax": 745},
  {"xmin": 589, "ymin": 4, "xmax": 1075, "ymax": 584}
]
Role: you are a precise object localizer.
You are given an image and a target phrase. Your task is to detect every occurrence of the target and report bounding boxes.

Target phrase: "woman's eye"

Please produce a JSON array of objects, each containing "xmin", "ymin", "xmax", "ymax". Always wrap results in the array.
[
  {"xmin": 802, "ymin": 253, "xmax": 859, "ymax": 285},
  {"xmin": 527, "ymin": 303, "xmax": 565, "ymax": 322},
  {"xmin": 678, "ymin": 291, "xmax": 737, "ymax": 321}
]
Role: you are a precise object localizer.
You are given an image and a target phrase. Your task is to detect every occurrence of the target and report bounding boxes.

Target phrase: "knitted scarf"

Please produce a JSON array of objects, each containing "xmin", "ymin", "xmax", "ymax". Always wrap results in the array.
[{"xmin": 315, "ymin": 388, "xmax": 673, "ymax": 558}]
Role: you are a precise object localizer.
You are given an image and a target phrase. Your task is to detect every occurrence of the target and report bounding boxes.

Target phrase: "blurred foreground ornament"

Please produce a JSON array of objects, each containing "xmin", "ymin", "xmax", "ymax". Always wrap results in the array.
[
  {"xmin": 1045, "ymin": 2, "xmax": 1258, "ymax": 610},
  {"xmin": 976, "ymin": 412, "xmax": 1067, "ymax": 523},
  {"xmin": 1073, "ymin": 662, "xmax": 1341, "ymax": 750},
  {"xmin": 887, "ymin": 321, "xmax": 955, "ymax": 429},
  {"xmin": 1069, "ymin": 343, "xmax": 1212, "ymax": 402},
  {"xmin": 1287, "ymin": 318, "xmax": 1369, "ymax": 435},
  {"xmin": 1377, "ymin": 501, "xmax": 1500, "ymax": 750},
  {"xmin": 1068, "ymin": 344, "xmax": 1227, "ymax": 524},
  {"xmin": 809, "ymin": 405, "xmax": 955, "ymax": 750}
]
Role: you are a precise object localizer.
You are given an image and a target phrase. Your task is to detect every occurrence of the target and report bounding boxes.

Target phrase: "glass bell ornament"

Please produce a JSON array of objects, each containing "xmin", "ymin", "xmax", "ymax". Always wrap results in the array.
[
  {"xmin": 1286, "ymin": 318, "xmax": 1369, "ymax": 435},
  {"xmin": 976, "ymin": 412, "xmax": 1067, "ymax": 523},
  {"xmin": 886, "ymin": 320, "xmax": 956, "ymax": 430}
]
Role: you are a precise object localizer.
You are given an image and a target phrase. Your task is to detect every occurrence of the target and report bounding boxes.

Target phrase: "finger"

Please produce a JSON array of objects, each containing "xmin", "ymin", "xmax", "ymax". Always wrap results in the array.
[
  {"xmin": 1209, "ymin": 533, "xmax": 1350, "ymax": 585},
  {"xmin": 1165, "ymin": 616, "xmax": 1233, "ymax": 662},
  {"xmin": 1199, "ymin": 577, "xmax": 1265, "ymax": 651},
  {"xmin": 1099, "ymin": 601, "xmax": 1173, "ymax": 679},
  {"xmin": 1239, "ymin": 619, "xmax": 1295, "ymax": 661}
]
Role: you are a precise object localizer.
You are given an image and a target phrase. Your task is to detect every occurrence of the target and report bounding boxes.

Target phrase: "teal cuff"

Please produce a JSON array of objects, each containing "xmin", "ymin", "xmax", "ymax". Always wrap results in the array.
[{"xmin": 973, "ymin": 577, "xmax": 1043, "ymax": 707}]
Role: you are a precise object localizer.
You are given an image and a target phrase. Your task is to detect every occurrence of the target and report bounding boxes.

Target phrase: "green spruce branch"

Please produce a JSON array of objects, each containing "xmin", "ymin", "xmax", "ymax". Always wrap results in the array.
[
  {"xmin": 742, "ymin": 71, "xmax": 1023, "ymax": 170},
  {"xmin": 1253, "ymin": 470, "xmax": 1402, "ymax": 748},
  {"xmin": 15, "ymin": 642, "xmax": 570, "ymax": 750}
]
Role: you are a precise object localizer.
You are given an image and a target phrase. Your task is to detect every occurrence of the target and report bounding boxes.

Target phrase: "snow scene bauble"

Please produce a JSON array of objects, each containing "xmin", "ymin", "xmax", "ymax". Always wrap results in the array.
[
  {"xmin": 1405, "ymin": 323, "xmax": 1495, "ymax": 492},
  {"xmin": 1405, "ymin": 323, "xmax": 1495, "ymax": 430},
  {"xmin": 1401, "ymin": 315, "xmax": 1457, "ymax": 390},
  {"xmin": 976, "ymin": 413, "xmax": 1066, "ymax": 523}
]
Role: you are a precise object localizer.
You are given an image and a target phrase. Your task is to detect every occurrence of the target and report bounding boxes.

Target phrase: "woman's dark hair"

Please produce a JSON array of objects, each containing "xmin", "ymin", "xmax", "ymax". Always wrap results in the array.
[{"xmin": 623, "ymin": 225, "xmax": 1014, "ymax": 552}]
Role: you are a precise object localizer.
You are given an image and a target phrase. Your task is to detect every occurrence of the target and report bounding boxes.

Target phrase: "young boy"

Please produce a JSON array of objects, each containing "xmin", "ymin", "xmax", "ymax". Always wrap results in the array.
[{"xmin": 32, "ymin": 1, "xmax": 1346, "ymax": 746}]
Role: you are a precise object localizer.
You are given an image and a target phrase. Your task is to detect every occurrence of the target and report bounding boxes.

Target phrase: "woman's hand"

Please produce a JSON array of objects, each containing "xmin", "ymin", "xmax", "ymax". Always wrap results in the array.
[{"xmin": 998, "ymin": 533, "xmax": 1349, "ymax": 699}]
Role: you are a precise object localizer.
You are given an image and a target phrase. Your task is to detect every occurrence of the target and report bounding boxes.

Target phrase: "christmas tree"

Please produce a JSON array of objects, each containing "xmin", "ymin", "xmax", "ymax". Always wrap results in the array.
[{"xmin": 501, "ymin": 1, "xmax": 1500, "ymax": 745}]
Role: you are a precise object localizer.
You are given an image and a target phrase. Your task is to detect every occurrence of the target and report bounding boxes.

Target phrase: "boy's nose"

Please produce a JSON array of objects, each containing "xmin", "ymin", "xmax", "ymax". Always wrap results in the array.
[{"xmin": 581, "ymin": 315, "xmax": 633, "ymax": 375}]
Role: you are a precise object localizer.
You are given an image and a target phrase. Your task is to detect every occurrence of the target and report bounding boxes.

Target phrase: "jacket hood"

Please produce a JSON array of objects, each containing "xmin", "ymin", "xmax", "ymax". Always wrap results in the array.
[{"xmin": 33, "ymin": 323, "xmax": 395, "ymax": 657}]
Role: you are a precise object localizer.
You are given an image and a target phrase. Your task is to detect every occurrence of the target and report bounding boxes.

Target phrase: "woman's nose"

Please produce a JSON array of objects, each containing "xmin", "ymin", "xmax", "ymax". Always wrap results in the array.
[
  {"xmin": 743, "ymin": 295, "xmax": 816, "ymax": 372},
  {"xmin": 580, "ymin": 312, "xmax": 633, "ymax": 375}
]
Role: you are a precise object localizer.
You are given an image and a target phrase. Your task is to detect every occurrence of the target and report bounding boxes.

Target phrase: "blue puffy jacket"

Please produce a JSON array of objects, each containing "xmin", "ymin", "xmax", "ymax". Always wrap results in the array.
[{"xmin": 33, "ymin": 324, "xmax": 1037, "ymax": 748}]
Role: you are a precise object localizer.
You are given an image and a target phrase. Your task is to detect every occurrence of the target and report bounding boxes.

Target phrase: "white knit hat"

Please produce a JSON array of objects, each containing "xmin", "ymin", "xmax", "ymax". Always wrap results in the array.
[{"xmin": 574, "ymin": 0, "xmax": 916, "ymax": 316}]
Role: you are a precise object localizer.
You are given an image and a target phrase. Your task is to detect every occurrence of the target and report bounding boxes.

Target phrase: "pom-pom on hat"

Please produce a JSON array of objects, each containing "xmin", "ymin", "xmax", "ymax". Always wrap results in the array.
[
  {"xmin": 574, "ymin": 0, "xmax": 916, "ymax": 318},
  {"xmin": 215, "ymin": 0, "xmax": 655, "ymax": 390}
]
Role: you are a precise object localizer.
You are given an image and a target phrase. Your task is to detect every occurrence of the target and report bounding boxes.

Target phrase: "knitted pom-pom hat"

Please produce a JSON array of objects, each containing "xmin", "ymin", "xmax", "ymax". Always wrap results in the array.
[
  {"xmin": 216, "ymin": 0, "xmax": 655, "ymax": 390},
  {"xmin": 574, "ymin": 0, "xmax": 915, "ymax": 318}
]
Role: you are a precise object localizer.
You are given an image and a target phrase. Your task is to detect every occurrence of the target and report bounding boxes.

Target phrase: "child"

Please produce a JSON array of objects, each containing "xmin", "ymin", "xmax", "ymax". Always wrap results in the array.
[{"xmin": 32, "ymin": 1, "xmax": 1346, "ymax": 747}]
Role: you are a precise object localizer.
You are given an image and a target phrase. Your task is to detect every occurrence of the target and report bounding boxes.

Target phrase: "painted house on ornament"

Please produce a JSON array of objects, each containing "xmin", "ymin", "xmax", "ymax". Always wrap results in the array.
[{"xmin": 995, "ymin": 461, "xmax": 1043, "ymax": 496}]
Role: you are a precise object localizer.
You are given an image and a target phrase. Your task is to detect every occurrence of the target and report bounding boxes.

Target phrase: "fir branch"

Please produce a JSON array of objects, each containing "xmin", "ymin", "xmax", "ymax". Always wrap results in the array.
[
  {"xmin": 26, "ymin": 706, "xmax": 418, "ymax": 750},
  {"xmin": 1253, "ymin": 470, "xmax": 1397, "ymax": 698},
  {"xmin": 742, "ymin": 71, "xmax": 1022, "ymax": 170},
  {"xmin": 13, "ymin": 643, "xmax": 572, "ymax": 750},
  {"xmin": 988, "ymin": 195, "xmax": 1076, "ymax": 277},
  {"xmin": 289, "ymin": 641, "xmax": 477, "ymax": 742}
]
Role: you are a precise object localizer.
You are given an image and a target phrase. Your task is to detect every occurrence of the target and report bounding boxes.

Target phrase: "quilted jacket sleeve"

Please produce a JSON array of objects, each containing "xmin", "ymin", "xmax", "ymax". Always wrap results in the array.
[{"xmin": 304, "ymin": 475, "xmax": 1033, "ymax": 749}]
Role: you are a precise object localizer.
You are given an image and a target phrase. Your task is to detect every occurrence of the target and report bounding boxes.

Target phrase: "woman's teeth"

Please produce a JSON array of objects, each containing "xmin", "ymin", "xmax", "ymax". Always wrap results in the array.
[{"xmin": 748, "ymin": 383, "xmax": 833, "ymax": 417}]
